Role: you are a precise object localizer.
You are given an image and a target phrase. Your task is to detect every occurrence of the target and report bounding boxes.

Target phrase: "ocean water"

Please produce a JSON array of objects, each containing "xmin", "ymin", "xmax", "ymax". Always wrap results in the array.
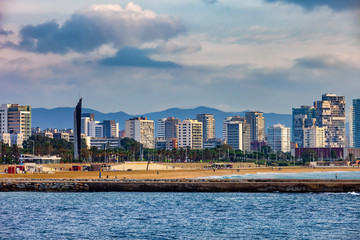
[
  {"xmin": 0, "ymin": 192, "xmax": 359, "ymax": 239},
  {"xmin": 202, "ymin": 170, "xmax": 360, "ymax": 180}
]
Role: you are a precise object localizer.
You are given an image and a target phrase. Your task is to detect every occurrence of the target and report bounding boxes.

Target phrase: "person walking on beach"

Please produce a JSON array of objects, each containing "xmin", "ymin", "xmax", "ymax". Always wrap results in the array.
[{"xmin": 335, "ymin": 172, "xmax": 338, "ymax": 179}]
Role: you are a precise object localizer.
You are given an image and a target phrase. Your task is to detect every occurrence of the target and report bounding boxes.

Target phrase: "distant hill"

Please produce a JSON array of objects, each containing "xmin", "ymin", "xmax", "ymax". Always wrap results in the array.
[{"xmin": 32, "ymin": 106, "xmax": 292, "ymax": 138}]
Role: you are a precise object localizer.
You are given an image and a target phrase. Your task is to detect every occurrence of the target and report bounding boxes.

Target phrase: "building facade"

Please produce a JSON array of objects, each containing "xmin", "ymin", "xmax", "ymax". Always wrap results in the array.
[
  {"xmin": 4, "ymin": 104, "xmax": 32, "ymax": 140},
  {"xmin": 101, "ymin": 120, "xmax": 119, "ymax": 138},
  {"xmin": 125, "ymin": 117, "xmax": 155, "ymax": 149},
  {"xmin": 157, "ymin": 118, "xmax": 166, "ymax": 139},
  {"xmin": 196, "ymin": 114, "xmax": 215, "ymax": 140},
  {"xmin": 165, "ymin": 117, "xmax": 179, "ymax": 150},
  {"xmin": 292, "ymin": 105, "xmax": 317, "ymax": 147},
  {"xmin": 303, "ymin": 127, "xmax": 325, "ymax": 148},
  {"xmin": 315, "ymin": 93, "xmax": 346, "ymax": 148},
  {"xmin": 223, "ymin": 116, "xmax": 250, "ymax": 151},
  {"xmin": 267, "ymin": 124, "xmax": 291, "ymax": 153},
  {"xmin": 352, "ymin": 99, "xmax": 360, "ymax": 147},
  {"xmin": 245, "ymin": 111, "xmax": 265, "ymax": 142},
  {"xmin": 226, "ymin": 122, "xmax": 243, "ymax": 150},
  {"xmin": 178, "ymin": 119, "xmax": 203, "ymax": 149}
]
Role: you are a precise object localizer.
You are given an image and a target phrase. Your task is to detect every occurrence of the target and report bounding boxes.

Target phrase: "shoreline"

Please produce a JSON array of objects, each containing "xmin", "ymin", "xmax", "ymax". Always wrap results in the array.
[{"xmin": 1, "ymin": 165, "xmax": 360, "ymax": 180}]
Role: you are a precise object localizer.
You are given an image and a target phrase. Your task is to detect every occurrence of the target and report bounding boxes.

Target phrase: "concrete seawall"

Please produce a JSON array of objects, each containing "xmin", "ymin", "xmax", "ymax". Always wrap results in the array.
[{"xmin": 1, "ymin": 179, "xmax": 360, "ymax": 192}]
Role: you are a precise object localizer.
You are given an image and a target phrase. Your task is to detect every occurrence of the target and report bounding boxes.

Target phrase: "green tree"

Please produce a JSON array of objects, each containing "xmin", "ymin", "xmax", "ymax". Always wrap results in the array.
[
  {"xmin": 331, "ymin": 150, "xmax": 338, "ymax": 160},
  {"xmin": 301, "ymin": 149, "xmax": 317, "ymax": 164}
]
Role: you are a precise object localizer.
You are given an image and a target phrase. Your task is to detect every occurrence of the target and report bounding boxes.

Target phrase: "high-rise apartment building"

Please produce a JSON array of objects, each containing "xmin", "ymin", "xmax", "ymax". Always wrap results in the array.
[
  {"xmin": 196, "ymin": 114, "xmax": 215, "ymax": 140},
  {"xmin": 226, "ymin": 122, "xmax": 243, "ymax": 150},
  {"xmin": 315, "ymin": 93, "xmax": 345, "ymax": 148},
  {"xmin": 125, "ymin": 117, "xmax": 155, "ymax": 149},
  {"xmin": 292, "ymin": 105, "xmax": 317, "ymax": 146},
  {"xmin": 352, "ymin": 99, "xmax": 360, "ymax": 147},
  {"xmin": 101, "ymin": 120, "xmax": 119, "ymax": 138},
  {"xmin": 245, "ymin": 111, "xmax": 265, "ymax": 142},
  {"xmin": 349, "ymin": 105, "xmax": 353, "ymax": 148},
  {"xmin": 157, "ymin": 118, "xmax": 166, "ymax": 139},
  {"xmin": 223, "ymin": 116, "xmax": 250, "ymax": 151},
  {"xmin": 165, "ymin": 117, "xmax": 179, "ymax": 150},
  {"xmin": 81, "ymin": 116, "xmax": 90, "ymax": 136},
  {"xmin": 178, "ymin": 119, "xmax": 203, "ymax": 149},
  {"xmin": 88, "ymin": 121, "xmax": 103, "ymax": 138},
  {"xmin": 292, "ymin": 114, "xmax": 316, "ymax": 148},
  {"xmin": 267, "ymin": 124, "xmax": 291, "ymax": 152},
  {"xmin": 0, "ymin": 104, "xmax": 9, "ymax": 134},
  {"xmin": 303, "ymin": 127, "xmax": 325, "ymax": 148},
  {"xmin": 1, "ymin": 104, "xmax": 32, "ymax": 140}
]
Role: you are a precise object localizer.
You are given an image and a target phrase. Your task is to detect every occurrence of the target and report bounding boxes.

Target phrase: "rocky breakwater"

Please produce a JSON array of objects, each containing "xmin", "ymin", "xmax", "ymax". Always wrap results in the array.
[
  {"xmin": 1, "ymin": 179, "xmax": 360, "ymax": 192},
  {"xmin": 0, "ymin": 180, "xmax": 90, "ymax": 192}
]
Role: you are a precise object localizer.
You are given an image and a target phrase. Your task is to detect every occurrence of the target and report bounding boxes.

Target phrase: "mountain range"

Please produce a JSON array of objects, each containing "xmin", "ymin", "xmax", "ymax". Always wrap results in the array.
[{"xmin": 32, "ymin": 106, "xmax": 292, "ymax": 138}]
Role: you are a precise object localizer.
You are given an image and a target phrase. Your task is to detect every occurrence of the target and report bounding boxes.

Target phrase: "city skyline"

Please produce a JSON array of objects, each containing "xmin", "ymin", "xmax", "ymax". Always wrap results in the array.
[{"xmin": 1, "ymin": 1, "xmax": 360, "ymax": 114}]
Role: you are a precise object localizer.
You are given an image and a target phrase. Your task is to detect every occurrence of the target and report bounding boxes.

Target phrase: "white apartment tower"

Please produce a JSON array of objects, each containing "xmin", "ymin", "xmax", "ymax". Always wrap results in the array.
[
  {"xmin": 267, "ymin": 124, "xmax": 291, "ymax": 153},
  {"xmin": 178, "ymin": 119, "xmax": 203, "ymax": 149},
  {"xmin": 88, "ymin": 121, "xmax": 103, "ymax": 138},
  {"xmin": 157, "ymin": 118, "xmax": 166, "ymax": 138},
  {"xmin": 125, "ymin": 117, "xmax": 155, "ymax": 149},
  {"xmin": 303, "ymin": 127, "xmax": 325, "ymax": 148},
  {"xmin": 196, "ymin": 114, "xmax": 215, "ymax": 140},
  {"xmin": 0, "ymin": 104, "xmax": 31, "ymax": 140},
  {"xmin": 223, "ymin": 116, "xmax": 250, "ymax": 151}
]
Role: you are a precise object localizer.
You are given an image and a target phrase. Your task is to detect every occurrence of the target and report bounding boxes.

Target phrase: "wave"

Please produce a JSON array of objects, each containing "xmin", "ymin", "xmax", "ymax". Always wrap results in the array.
[{"xmin": 197, "ymin": 171, "xmax": 360, "ymax": 180}]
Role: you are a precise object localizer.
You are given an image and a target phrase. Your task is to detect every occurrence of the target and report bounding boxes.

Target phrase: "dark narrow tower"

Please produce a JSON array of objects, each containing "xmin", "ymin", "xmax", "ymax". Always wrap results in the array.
[{"xmin": 74, "ymin": 98, "xmax": 82, "ymax": 160}]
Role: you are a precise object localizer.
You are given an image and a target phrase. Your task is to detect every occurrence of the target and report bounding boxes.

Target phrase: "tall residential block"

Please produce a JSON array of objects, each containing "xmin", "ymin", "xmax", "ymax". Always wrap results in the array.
[
  {"xmin": 0, "ymin": 104, "xmax": 9, "ymax": 134},
  {"xmin": 165, "ymin": 117, "xmax": 179, "ymax": 150},
  {"xmin": 1, "ymin": 104, "xmax": 32, "ymax": 140},
  {"xmin": 315, "ymin": 93, "xmax": 345, "ymax": 148},
  {"xmin": 267, "ymin": 124, "xmax": 291, "ymax": 153},
  {"xmin": 352, "ymin": 99, "xmax": 360, "ymax": 147},
  {"xmin": 196, "ymin": 114, "xmax": 215, "ymax": 140},
  {"xmin": 292, "ymin": 105, "xmax": 317, "ymax": 146},
  {"xmin": 223, "ymin": 116, "xmax": 250, "ymax": 151},
  {"xmin": 125, "ymin": 117, "xmax": 155, "ymax": 149},
  {"xmin": 303, "ymin": 127, "xmax": 325, "ymax": 148},
  {"xmin": 101, "ymin": 120, "xmax": 119, "ymax": 138},
  {"xmin": 157, "ymin": 118, "xmax": 166, "ymax": 138},
  {"xmin": 349, "ymin": 105, "xmax": 353, "ymax": 148},
  {"xmin": 245, "ymin": 111, "xmax": 265, "ymax": 142},
  {"xmin": 226, "ymin": 122, "xmax": 243, "ymax": 150},
  {"xmin": 178, "ymin": 119, "xmax": 203, "ymax": 149}
]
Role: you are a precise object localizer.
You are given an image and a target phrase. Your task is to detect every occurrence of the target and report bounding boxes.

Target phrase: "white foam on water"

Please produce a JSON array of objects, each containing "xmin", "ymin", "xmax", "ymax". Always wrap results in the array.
[{"xmin": 197, "ymin": 171, "xmax": 360, "ymax": 180}]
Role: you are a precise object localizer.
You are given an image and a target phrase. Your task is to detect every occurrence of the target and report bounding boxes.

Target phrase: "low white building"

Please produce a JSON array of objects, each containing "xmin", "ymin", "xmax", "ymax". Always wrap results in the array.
[
  {"xmin": 0, "ymin": 133, "xmax": 23, "ymax": 148},
  {"xmin": 90, "ymin": 137, "xmax": 122, "ymax": 149},
  {"xmin": 0, "ymin": 133, "xmax": 11, "ymax": 146}
]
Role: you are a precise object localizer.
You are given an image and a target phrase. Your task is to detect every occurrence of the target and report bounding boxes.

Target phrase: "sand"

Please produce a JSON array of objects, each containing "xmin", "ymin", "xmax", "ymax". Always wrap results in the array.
[{"xmin": 0, "ymin": 162, "xmax": 359, "ymax": 180}]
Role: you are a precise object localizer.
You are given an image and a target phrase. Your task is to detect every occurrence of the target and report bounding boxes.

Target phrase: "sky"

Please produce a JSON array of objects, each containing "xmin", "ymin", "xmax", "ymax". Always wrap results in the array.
[{"xmin": 0, "ymin": 0, "xmax": 359, "ymax": 114}]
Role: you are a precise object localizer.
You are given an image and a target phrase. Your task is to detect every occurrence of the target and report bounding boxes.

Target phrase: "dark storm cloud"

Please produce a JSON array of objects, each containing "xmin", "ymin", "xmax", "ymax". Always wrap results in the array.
[
  {"xmin": 14, "ymin": 4, "xmax": 184, "ymax": 54},
  {"xmin": 294, "ymin": 56, "xmax": 351, "ymax": 70},
  {"xmin": 100, "ymin": 47, "xmax": 180, "ymax": 68},
  {"xmin": 264, "ymin": 0, "xmax": 360, "ymax": 11}
]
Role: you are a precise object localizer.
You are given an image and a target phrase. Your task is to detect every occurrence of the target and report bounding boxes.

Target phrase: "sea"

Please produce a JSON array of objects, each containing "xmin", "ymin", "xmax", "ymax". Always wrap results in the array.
[{"xmin": 0, "ymin": 171, "xmax": 359, "ymax": 240}]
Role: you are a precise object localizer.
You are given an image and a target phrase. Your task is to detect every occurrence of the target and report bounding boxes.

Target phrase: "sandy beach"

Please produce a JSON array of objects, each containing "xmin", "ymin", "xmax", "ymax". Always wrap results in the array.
[{"xmin": 0, "ymin": 162, "xmax": 359, "ymax": 180}]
